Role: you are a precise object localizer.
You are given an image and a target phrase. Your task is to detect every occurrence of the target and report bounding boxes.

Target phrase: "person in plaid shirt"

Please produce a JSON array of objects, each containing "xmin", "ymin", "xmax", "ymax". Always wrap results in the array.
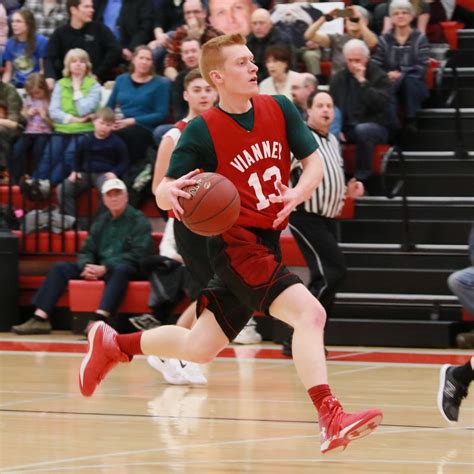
[
  {"xmin": 23, "ymin": 0, "xmax": 68, "ymax": 38},
  {"xmin": 163, "ymin": 0, "xmax": 222, "ymax": 81}
]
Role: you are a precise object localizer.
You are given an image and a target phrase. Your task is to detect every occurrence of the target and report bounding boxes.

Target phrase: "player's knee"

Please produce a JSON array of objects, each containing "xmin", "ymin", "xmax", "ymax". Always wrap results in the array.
[{"xmin": 293, "ymin": 303, "xmax": 326, "ymax": 330}]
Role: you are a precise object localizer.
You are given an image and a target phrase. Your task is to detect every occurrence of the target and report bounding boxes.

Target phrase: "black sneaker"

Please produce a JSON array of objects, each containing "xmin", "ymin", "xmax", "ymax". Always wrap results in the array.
[
  {"xmin": 437, "ymin": 364, "xmax": 468, "ymax": 422},
  {"xmin": 128, "ymin": 313, "xmax": 161, "ymax": 331}
]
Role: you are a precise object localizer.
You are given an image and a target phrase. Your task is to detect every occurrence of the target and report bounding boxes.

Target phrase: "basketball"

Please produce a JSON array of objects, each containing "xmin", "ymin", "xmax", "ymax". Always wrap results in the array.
[{"xmin": 178, "ymin": 172, "xmax": 241, "ymax": 236}]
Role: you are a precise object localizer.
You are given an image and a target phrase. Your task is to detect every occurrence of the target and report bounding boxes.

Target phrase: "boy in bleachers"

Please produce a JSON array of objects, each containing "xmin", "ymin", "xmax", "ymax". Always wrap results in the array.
[{"xmin": 57, "ymin": 107, "xmax": 129, "ymax": 219}]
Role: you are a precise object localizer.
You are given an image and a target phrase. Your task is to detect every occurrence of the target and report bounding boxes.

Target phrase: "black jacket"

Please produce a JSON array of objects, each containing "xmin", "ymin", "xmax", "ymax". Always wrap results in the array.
[
  {"xmin": 44, "ymin": 22, "xmax": 121, "ymax": 81},
  {"xmin": 330, "ymin": 62, "xmax": 392, "ymax": 130},
  {"xmin": 247, "ymin": 27, "xmax": 291, "ymax": 82},
  {"xmin": 93, "ymin": 0, "xmax": 154, "ymax": 50}
]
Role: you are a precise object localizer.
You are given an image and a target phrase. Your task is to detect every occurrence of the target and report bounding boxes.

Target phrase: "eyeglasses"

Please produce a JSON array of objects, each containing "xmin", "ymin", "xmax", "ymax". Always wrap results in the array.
[{"xmin": 184, "ymin": 9, "xmax": 203, "ymax": 15}]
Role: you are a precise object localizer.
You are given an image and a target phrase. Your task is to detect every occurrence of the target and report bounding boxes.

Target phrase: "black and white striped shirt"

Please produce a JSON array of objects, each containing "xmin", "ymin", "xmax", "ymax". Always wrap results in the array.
[{"xmin": 292, "ymin": 128, "xmax": 346, "ymax": 218}]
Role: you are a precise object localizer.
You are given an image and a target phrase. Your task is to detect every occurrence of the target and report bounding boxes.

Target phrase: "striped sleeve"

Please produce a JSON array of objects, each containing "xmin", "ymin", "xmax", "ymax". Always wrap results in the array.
[{"xmin": 293, "ymin": 130, "xmax": 346, "ymax": 218}]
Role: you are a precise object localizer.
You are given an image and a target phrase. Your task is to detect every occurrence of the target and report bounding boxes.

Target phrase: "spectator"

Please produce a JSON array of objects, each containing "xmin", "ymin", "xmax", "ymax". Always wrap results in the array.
[
  {"xmin": 0, "ymin": 4, "xmax": 7, "ymax": 65},
  {"xmin": 57, "ymin": 106, "xmax": 129, "ymax": 218},
  {"xmin": 44, "ymin": 0, "xmax": 121, "ymax": 88},
  {"xmin": 430, "ymin": 0, "xmax": 474, "ymax": 29},
  {"xmin": 149, "ymin": 0, "xmax": 186, "ymax": 72},
  {"xmin": 282, "ymin": 90, "xmax": 365, "ymax": 357},
  {"xmin": 305, "ymin": 5, "xmax": 378, "ymax": 77},
  {"xmin": 375, "ymin": 0, "xmax": 430, "ymax": 35},
  {"xmin": 33, "ymin": 48, "xmax": 101, "ymax": 186},
  {"xmin": 48, "ymin": 47, "xmax": 101, "ymax": 133},
  {"xmin": 289, "ymin": 72, "xmax": 342, "ymax": 137},
  {"xmin": 23, "ymin": 0, "xmax": 68, "ymax": 38},
  {"xmin": 258, "ymin": 44, "xmax": 299, "ymax": 100},
  {"xmin": 247, "ymin": 8, "xmax": 290, "ymax": 83},
  {"xmin": 208, "ymin": 0, "xmax": 255, "ymax": 36},
  {"xmin": 163, "ymin": 0, "xmax": 222, "ymax": 82},
  {"xmin": 372, "ymin": 0, "xmax": 429, "ymax": 132},
  {"xmin": 2, "ymin": 9, "xmax": 49, "ymax": 88},
  {"xmin": 169, "ymin": 37, "xmax": 201, "ymax": 124},
  {"xmin": 0, "ymin": 81, "xmax": 23, "ymax": 179},
  {"xmin": 106, "ymin": 45, "xmax": 171, "ymax": 167},
  {"xmin": 152, "ymin": 0, "xmax": 185, "ymax": 36},
  {"xmin": 446, "ymin": 224, "xmax": 474, "ymax": 349},
  {"xmin": 330, "ymin": 39, "xmax": 392, "ymax": 185},
  {"xmin": 11, "ymin": 178, "xmax": 154, "ymax": 335},
  {"xmin": 290, "ymin": 72, "xmax": 318, "ymax": 121},
  {"xmin": 93, "ymin": 0, "xmax": 154, "ymax": 63},
  {"xmin": 8, "ymin": 73, "xmax": 52, "ymax": 183},
  {"xmin": 1, "ymin": 0, "xmax": 23, "ymax": 16},
  {"xmin": 152, "ymin": 36, "xmax": 202, "ymax": 146}
]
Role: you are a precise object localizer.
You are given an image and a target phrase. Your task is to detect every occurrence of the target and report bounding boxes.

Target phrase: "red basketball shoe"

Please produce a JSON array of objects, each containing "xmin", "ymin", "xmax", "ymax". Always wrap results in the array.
[
  {"xmin": 79, "ymin": 321, "xmax": 130, "ymax": 397},
  {"xmin": 318, "ymin": 396, "xmax": 383, "ymax": 453}
]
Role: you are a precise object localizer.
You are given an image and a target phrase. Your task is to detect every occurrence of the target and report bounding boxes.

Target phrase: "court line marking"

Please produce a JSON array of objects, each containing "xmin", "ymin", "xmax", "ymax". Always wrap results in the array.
[
  {"xmin": 1, "ymin": 407, "xmax": 472, "ymax": 431},
  {"xmin": 10, "ymin": 457, "xmax": 474, "ymax": 473},
  {"xmin": 3, "ymin": 426, "xmax": 473, "ymax": 472}
]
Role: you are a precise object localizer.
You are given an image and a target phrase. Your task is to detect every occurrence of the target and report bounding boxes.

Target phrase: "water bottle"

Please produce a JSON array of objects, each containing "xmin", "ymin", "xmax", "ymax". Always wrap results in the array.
[{"xmin": 114, "ymin": 104, "xmax": 124, "ymax": 120}]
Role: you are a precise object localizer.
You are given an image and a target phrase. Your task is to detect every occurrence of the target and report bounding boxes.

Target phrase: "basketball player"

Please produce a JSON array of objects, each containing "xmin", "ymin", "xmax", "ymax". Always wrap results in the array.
[
  {"xmin": 148, "ymin": 68, "xmax": 217, "ymax": 384},
  {"xmin": 79, "ymin": 34, "xmax": 383, "ymax": 454}
]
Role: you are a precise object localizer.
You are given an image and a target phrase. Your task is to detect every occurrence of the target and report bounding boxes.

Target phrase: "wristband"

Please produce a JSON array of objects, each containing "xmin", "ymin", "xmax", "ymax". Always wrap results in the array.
[{"xmin": 324, "ymin": 14, "xmax": 333, "ymax": 21}]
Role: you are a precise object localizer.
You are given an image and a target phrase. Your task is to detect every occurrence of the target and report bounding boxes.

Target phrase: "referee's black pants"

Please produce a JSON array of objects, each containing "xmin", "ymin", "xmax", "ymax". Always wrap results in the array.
[{"xmin": 288, "ymin": 210, "xmax": 347, "ymax": 320}]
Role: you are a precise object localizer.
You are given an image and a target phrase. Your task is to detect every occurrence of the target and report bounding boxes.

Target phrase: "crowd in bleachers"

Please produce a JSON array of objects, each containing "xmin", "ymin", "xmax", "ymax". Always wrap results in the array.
[
  {"xmin": 0, "ymin": 0, "xmax": 473, "ymax": 201},
  {"xmin": 1, "ymin": 0, "xmax": 473, "ymax": 345}
]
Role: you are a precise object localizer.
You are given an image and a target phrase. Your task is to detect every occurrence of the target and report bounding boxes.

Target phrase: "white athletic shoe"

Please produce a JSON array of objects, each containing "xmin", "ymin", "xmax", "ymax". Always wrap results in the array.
[
  {"xmin": 233, "ymin": 318, "xmax": 262, "ymax": 344},
  {"xmin": 147, "ymin": 356, "xmax": 188, "ymax": 385},
  {"xmin": 181, "ymin": 361, "xmax": 208, "ymax": 385}
]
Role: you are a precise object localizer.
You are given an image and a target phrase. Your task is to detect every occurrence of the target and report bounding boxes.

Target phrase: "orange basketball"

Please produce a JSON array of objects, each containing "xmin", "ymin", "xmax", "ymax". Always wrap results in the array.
[{"xmin": 178, "ymin": 172, "xmax": 241, "ymax": 236}]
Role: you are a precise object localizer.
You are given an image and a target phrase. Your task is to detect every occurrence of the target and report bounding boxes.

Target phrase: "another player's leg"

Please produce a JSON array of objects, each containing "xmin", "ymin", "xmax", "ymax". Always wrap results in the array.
[
  {"xmin": 79, "ymin": 309, "xmax": 228, "ymax": 397},
  {"xmin": 270, "ymin": 283, "xmax": 383, "ymax": 453},
  {"xmin": 147, "ymin": 301, "xmax": 207, "ymax": 384},
  {"xmin": 438, "ymin": 356, "xmax": 473, "ymax": 422}
]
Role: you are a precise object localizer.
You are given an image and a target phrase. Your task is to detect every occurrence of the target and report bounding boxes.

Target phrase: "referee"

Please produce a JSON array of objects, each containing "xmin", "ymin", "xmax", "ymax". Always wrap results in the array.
[{"xmin": 283, "ymin": 91, "xmax": 364, "ymax": 357}]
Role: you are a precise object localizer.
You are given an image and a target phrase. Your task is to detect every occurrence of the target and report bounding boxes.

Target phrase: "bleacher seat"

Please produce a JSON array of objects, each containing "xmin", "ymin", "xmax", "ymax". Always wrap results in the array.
[{"xmin": 342, "ymin": 143, "xmax": 390, "ymax": 176}]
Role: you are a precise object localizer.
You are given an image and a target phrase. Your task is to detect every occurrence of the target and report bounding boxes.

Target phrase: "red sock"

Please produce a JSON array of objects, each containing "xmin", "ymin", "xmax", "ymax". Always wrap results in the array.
[
  {"xmin": 308, "ymin": 384, "xmax": 332, "ymax": 411},
  {"xmin": 116, "ymin": 332, "xmax": 143, "ymax": 358}
]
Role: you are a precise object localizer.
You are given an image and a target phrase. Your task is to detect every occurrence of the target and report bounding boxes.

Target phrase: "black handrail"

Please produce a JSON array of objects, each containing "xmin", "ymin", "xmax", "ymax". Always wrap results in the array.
[
  {"xmin": 439, "ymin": 49, "xmax": 468, "ymax": 159},
  {"xmin": 382, "ymin": 146, "xmax": 416, "ymax": 252}
]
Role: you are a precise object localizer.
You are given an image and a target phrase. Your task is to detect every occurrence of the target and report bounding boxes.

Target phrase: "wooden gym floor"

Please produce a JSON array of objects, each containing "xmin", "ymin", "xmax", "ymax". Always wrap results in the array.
[{"xmin": 0, "ymin": 333, "xmax": 473, "ymax": 473}]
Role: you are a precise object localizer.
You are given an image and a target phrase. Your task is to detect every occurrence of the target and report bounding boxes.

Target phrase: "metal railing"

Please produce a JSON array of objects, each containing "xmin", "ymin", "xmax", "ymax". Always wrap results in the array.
[
  {"xmin": 381, "ymin": 146, "xmax": 416, "ymax": 252},
  {"xmin": 438, "ymin": 49, "xmax": 468, "ymax": 159}
]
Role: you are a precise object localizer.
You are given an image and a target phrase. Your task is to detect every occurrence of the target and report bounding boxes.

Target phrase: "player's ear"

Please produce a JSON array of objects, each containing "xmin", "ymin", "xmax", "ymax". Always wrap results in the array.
[
  {"xmin": 209, "ymin": 69, "xmax": 223, "ymax": 85},
  {"xmin": 183, "ymin": 90, "xmax": 189, "ymax": 103}
]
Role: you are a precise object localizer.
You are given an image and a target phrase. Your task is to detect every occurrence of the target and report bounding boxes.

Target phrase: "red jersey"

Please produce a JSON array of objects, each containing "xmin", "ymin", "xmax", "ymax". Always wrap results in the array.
[{"xmin": 201, "ymin": 95, "xmax": 291, "ymax": 230}]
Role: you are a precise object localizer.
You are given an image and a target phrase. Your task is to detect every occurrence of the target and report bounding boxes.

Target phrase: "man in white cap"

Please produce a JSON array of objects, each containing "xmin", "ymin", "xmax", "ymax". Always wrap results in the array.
[{"xmin": 12, "ymin": 179, "xmax": 154, "ymax": 335}]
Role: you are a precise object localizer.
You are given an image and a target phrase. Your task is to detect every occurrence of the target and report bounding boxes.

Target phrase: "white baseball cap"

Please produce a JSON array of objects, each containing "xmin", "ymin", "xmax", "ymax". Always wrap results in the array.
[{"xmin": 101, "ymin": 178, "xmax": 127, "ymax": 194}]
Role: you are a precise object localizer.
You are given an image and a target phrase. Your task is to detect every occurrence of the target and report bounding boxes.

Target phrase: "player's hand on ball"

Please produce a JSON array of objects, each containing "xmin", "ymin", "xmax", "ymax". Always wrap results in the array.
[{"xmin": 168, "ymin": 169, "xmax": 200, "ymax": 219}]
